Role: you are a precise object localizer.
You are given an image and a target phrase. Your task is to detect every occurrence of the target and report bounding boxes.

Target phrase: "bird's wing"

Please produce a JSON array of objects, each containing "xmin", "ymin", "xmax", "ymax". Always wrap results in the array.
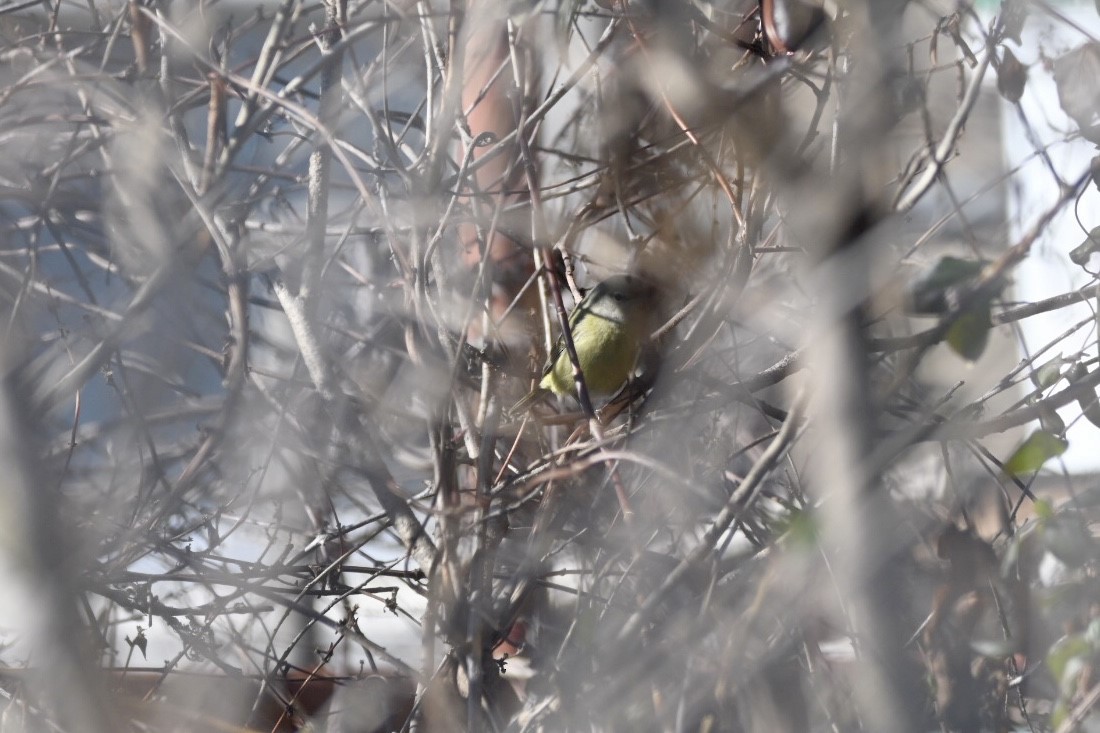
[{"xmin": 539, "ymin": 288, "xmax": 597, "ymax": 375}]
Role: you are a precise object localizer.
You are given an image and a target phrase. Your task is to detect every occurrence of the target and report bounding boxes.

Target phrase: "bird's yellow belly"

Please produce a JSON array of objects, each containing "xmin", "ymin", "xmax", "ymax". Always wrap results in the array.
[{"xmin": 541, "ymin": 320, "xmax": 638, "ymax": 397}]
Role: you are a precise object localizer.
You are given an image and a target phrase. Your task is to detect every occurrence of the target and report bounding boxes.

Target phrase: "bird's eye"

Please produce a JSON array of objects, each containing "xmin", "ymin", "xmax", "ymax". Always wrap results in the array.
[{"xmin": 613, "ymin": 293, "xmax": 625, "ymax": 301}]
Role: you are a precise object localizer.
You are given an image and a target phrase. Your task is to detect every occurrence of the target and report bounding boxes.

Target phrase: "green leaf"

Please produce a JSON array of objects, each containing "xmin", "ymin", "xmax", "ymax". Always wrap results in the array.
[
  {"xmin": 996, "ymin": 47, "xmax": 1028, "ymax": 103},
  {"xmin": 1087, "ymin": 618, "xmax": 1100, "ymax": 647},
  {"xmin": 781, "ymin": 509, "xmax": 819, "ymax": 548},
  {"xmin": 1004, "ymin": 430, "xmax": 1068, "ymax": 477},
  {"xmin": 1032, "ymin": 355, "xmax": 1067, "ymax": 390},
  {"xmin": 1047, "ymin": 632, "xmax": 1092, "ymax": 686},
  {"xmin": 1048, "ymin": 629, "xmax": 1094, "ymax": 729},
  {"xmin": 908, "ymin": 256, "xmax": 987, "ymax": 314},
  {"xmin": 1069, "ymin": 225, "xmax": 1100, "ymax": 266},
  {"xmin": 946, "ymin": 302, "xmax": 992, "ymax": 361},
  {"xmin": 1045, "ymin": 519, "xmax": 1095, "ymax": 568},
  {"xmin": 1052, "ymin": 700, "xmax": 1070, "ymax": 731},
  {"xmin": 555, "ymin": 0, "xmax": 583, "ymax": 42},
  {"xmin": 999, "ymin": 533, "xmax": 1021, "ymax": 576},
  {"xmin": 1066, "ymin": 364, "xmax": 1100, "ymax": 428},
  {"xmin": 1054, "ymin": 44, "xmax": 1100, "ymax": 145},
  {"xmin": 1037, "ymin": 404, "xmax": 1066, "ymax": 435}
]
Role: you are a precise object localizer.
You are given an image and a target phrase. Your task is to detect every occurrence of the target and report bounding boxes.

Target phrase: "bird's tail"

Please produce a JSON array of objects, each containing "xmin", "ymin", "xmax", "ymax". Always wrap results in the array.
[{"xmin": 510, "ymin": 387, "xmax": 551, "ymax": 416}]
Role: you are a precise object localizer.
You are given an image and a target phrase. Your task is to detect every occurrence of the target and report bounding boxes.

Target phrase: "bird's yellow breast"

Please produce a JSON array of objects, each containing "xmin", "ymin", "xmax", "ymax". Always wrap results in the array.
[{"xmin": 539, "ymin": 311, "xmax": 641, "ymax": 398}]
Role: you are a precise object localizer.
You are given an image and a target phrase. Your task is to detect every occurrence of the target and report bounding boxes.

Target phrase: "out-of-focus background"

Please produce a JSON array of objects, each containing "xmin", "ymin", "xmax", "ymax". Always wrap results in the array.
[{"xmin": 2, "ymin": 0, "xmax": 1100, "ymax": 731}]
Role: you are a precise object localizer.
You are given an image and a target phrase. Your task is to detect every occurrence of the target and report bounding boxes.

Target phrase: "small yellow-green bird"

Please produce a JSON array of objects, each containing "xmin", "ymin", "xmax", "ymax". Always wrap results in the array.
[{"xmin": 512, "ymin": 275, "xmax": 656, "ymax": 413}]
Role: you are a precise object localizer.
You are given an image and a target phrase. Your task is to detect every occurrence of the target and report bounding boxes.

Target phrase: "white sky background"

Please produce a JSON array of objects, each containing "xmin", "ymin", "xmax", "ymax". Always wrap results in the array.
[{"xmin": 1000, "ymin": 1, "xmax": 1100, "ymax": 473}]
